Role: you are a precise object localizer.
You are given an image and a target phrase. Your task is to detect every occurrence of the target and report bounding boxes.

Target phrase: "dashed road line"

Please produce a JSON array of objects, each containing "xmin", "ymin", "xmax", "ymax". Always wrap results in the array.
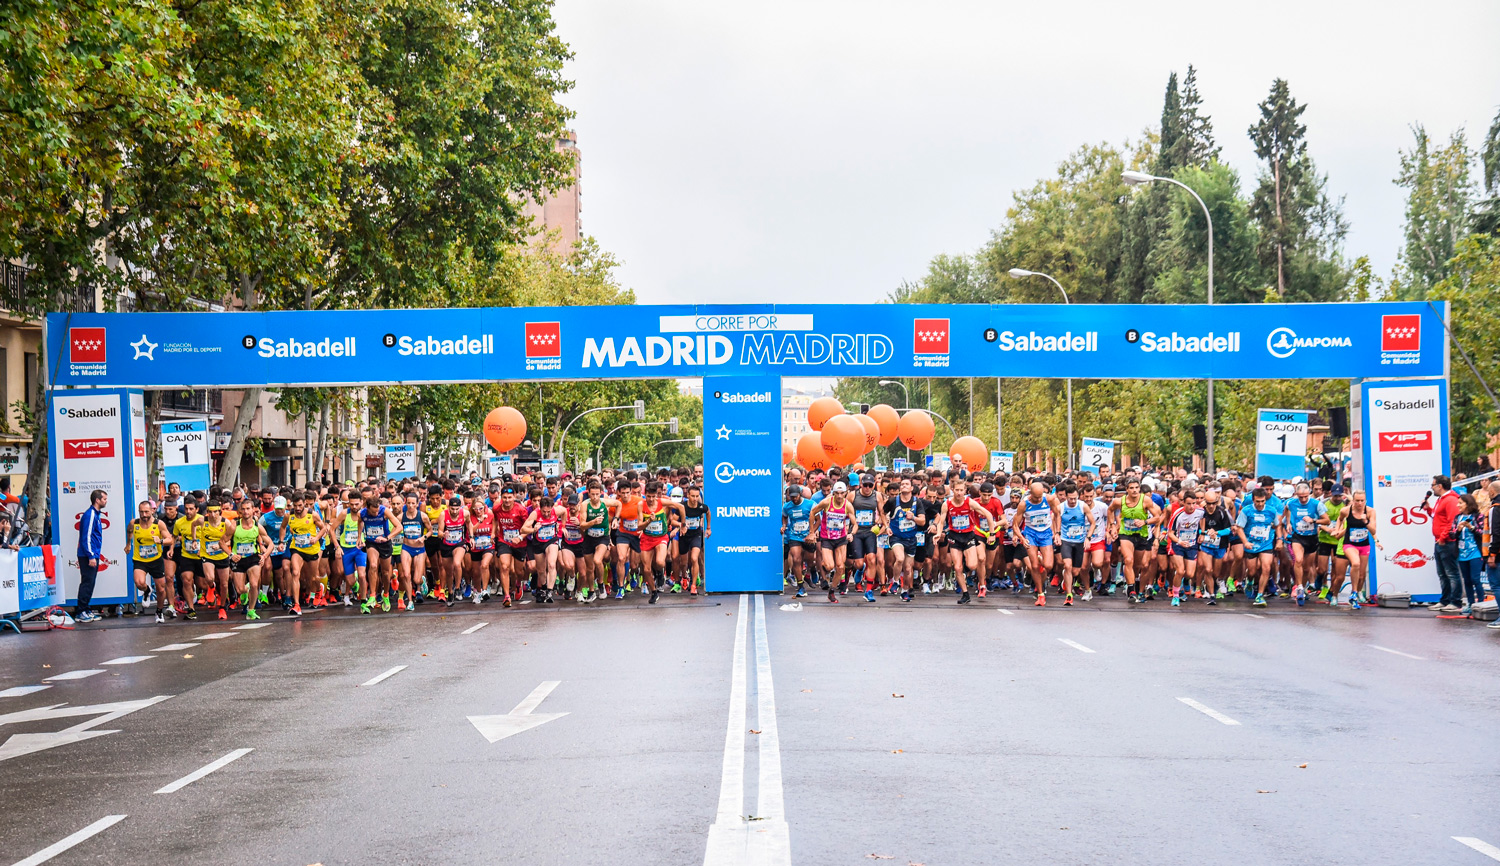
[
  {"xmin": 461, "ymin": 621, "xmax": 490, "ymax": 635},
  {"xmin": 1369, "ymin": 645, "xmax": 1424, "ymax": 660},
  {"xmin": 0, "ymin": 685, "xmax": 50, "ymax": 698},
  {"xmin": 996, "ymin": 609, "xmax": 1015, "ymax": 615},
  {"xmin": 10, "ymin": 814, "xmax": 126, "ymax": 866},
  {"xmin": 1242, "ymin": 613, "xmax": 1265, "ymax": 618},
  {"xmin": 1454, "ymin": 837, "xmax": 1500, "ymax": 862},
  {"xmin": 196, "ymin": 633, "xmax": 236, "ymax": 640},
  {"xmin": 359, "ymin": 665, "xmax": 408, "ymax": 687},
  {"xmin": 154, "ymin": 748, "xmax": 254, "ymax": 794},
  {"xmin": 42, "ymin": 670, "xmax": 104, "ymax": 682},
  {"xmin": 151, "ymin": 643, "xmax": 199, "ymax": 652},
  {"xmin": 1057, "ymin": 638, "xmax": 1096, "ymax": 654},
  {"xmin": 232, "ymin": 623, "xmax": 270, "ymax": 630},
  {"xmin": 101, "ymin": 656, "xmax": 154, "ymax": 666},
  {"xmin": 1177, "ymin": 697, "xmax": 1241, "ymax": 726}
]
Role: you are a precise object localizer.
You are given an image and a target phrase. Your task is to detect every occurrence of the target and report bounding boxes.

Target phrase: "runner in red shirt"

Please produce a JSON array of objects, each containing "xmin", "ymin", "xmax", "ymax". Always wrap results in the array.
[{"xmin": 490, "ymin": 486, "xmax": 528, "ymax": 607}]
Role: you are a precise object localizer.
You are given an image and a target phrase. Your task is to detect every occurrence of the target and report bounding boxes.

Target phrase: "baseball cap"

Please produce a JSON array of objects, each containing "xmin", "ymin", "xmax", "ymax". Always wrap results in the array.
[
  {"xmin": 832, "ymin": 481, "xmax": 847, "ymax": 493},
  {"xmin": 273, "ymin": 495, "xmax": 287, "ymax": 509},
  {"xmin": 1331, "ymin": 484, "xmax": 1345, "ymax": 495},
  {"xmin": 449, "ymin": 496, "xmax": 462, "ymax": 506}
]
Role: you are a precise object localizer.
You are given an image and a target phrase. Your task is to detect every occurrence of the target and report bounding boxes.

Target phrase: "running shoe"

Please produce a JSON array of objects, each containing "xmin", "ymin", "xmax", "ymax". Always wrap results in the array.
[
  {"xmin": 503, "ymin": 597, "xmax": 512, "ymax": 608},
  {"xmin": 795, "ymin": 586, "xmax": 806, "ymax": 598},
  {"xmin": 615, "ymin": 588, "xmax": 626, "ymax": 600},
  {"xmin": 977, "ymin": 585, "xmax": 987, "ymax": 599},
  {"xmin": 292, "ymin": 604, "xmax": 302, "ymax": 616},
  {"xmin": 649, "ymin": 589, "xmax": 660, "ymax": 604},
  {"xmin": 1205, "ymin": 596, "xmax": 1216, "ymax": 606},
  {"xmin": 827, "ymin": 589, "xmax": 838, "ymax": 604},
  {"xmin": 958, "ymin": 591, "xmax": 971, "ymax": 605},
  {"xmin": 1296, "ymin": 589, "xmax": 1306, "ymax": 607},
  {"xmin": 396, "ymin": 595, "xmax": 407, "ymax": 611},
  {"xmin": 184, "ymin": 608, "xmax": 197, "ymax": 620},
  {"xmin": 1129, "ymin": 592, "xmax": 1142, "ymax": 604},
  {"xmin": 155, "ymin": 611, "xmax": 165, "ymax": 623},
  {"xmin": 342, "ymin": 594, "xmax": 353, "ymax": 607},
  {"xmin": 1226, "ymin": 577, "xmax": 1237, "ymax": 593},
  {"xmin": 1171, "ymin": 595, "xmax": 1180, "ymax": 607},
  {"xmin": 1350, "ymin": 595, "xmax": 1361, "ymax": 610},
  {"xmin": 902, "ymin": 591, "xmax": 913, "ymax": 602},
  {"xmin": 921, "ymin": 582, "xmax": 931, "ymax": 595},
  {"xmin": 361, "ymin": 600, "xmax": 373, "ymax": 615},
  {"xmin": 1082, "ymin": 589, "xmax": 1093, "ymax": 602},
  {"xmin": 380, "ymin": 595, "xmax": 390, "ymax": 612},
  {"xmin": 690, "ymin": 584, "xmax": 698, "ymax": 596},
  {"xmin": 217, "ymin": 607, "xmax": 227, "ymax": 620},
  {"xmin": 1318, "ymin": 587, "xmax": 1329, "ymax": 600},
  {"xmin": 472, "ymin": 591, "xmax": 482, "ymax": 605},
  {"xmin": 246, "ymin": 607, "xmax": 261, "ymax": 620},
  {"xmin": 864, "ymin": 589, "xmax": 876, "ymax": 603},
  {"xmin": 1252, "ymin": 594, "xmax": 1267, "ymax": 607},
  {"xmin": 1034, "ymin": 594, "xmax": 1046, "ymax": 607},
  {"xmin": 1063, "ymin": 595, "xmax": 1073, "ymax": 607}
]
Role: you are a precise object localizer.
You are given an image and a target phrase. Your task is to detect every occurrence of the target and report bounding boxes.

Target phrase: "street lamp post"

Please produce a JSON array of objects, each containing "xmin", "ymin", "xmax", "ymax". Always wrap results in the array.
[
  {"xmin": 1008, "ymin": 268, "xmax": 1073, "ymax": 470},
  {"xmin": 1122, "ymin": 169, "xmax": 1216, "ymax": 473},
  {"xmin": 877, "ymin": 379, "xmax": 909, "ymax": 409},
  {"xmin": 597, "ymin": 418, "xmax": 677, "ymax": 473},
  {"xmin": 557, "ymin": 400, "xmax": 645, "ymax": 474}
]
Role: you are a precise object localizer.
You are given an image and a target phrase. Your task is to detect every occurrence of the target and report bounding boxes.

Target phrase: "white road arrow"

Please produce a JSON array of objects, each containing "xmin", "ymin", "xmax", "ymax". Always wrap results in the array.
[
  {"xmin": 467, "ymin": 681, "xmax": 568, "ymax": 743},
  {"xmin": 0, "ymin": 696, "xmax": 172, "ymax": 764}
]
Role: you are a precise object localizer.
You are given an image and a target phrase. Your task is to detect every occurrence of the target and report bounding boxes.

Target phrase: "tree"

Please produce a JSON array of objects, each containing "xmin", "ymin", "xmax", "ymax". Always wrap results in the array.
[
  {"xmin": 1427, "ymin": 235, "xmax": 1500, "ymax": 464},
  {"xmin": 1389, "ymin": 125, "xmax": 1476, "ymax": 296},
  {"xmin": 1477, "ymin": 109, "xmax": 1500, "ymax": 235}
]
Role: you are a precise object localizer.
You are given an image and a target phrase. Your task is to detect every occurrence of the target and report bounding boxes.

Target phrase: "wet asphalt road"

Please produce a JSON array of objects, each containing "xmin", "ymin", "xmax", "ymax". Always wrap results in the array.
[{"xmin": 1, "ymin": 592, "xmax": 1497, "ymax": 866}]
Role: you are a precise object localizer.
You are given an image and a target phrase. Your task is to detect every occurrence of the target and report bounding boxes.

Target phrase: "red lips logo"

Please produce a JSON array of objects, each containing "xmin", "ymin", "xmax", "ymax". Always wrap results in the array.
[{"xmin": 1391, "ymin": 548, "xmax": 1428, "ymax": 569}]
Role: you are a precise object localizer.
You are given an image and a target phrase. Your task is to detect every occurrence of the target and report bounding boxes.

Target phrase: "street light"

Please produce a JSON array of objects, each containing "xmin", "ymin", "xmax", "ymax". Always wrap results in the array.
[
  {"xmin": 878, "ymin": 379, "xmax": 909, "ymax": 409},
  {"xmin": 653, "ymin": 436, "xmax": 703, "ymax": 450},
  {"xmin": 597, "ymin": 418, "xmax": 677, "ymax": 471},
  {"xmin": 556, "ymin": 400, "xmax": 646, "ymax": 475},
  {"xmin": 1122, "ymin": 169, "xmax": 1217, "ymax": 472},
  {"xmin": 1007, "ymin": 268, "xmax": 1073, "ymax": 469}
]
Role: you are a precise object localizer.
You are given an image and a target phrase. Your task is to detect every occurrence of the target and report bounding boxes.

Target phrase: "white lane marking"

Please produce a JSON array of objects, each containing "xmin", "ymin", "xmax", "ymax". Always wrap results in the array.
[
  {"xmin": 42, "ymin": 670, "xmax": 104, "ymax": 682},
  {"xmin": 461, "ymin": 621, "xmax": 489, "ymax": 635},
  {"xmin": 1242, "ymin": 613, "xmax": 1265, "ymax": 618},
  {"xmin": 359, "ymin": 665, "xmax": 407, "ymax": 687},
  {"xmin": 997, "ymin": 609, "xmax": 1015, "ymax": 615},
  {"xmin": 467, "ymin": 683, "xmax": 568, "ymax": 742},
  {"xmin": 101, "ymin": 656, "xmax": 154, "ymax": 666},
  {"xmin": 1369, "ymin": 645, "xmax": 1425, "ymax": 660},
  {"xmin": 151, "ymin": 643, "xmax": 199, "ymax": 652},
  {"xmin": 9, "ymin": 814, "xmax": 126, "ymax": 866},
  {"xmin": 0, "ymin": 686, "xmax": 50, "ymax": 698},
  {"xmin": 751, "ymin": 594, "xmax": 792, "ymax": 863},
  {"xmin": 1454, "ymin": 837, "xmax": 1500, "ymax": 862},
  {"xmin": 232, "ymin": 623, "xmax": 270, "ymax": 630},
  {"xmin": 1177, "ymin": 697, "xmax": 1241, "ymax": 726},
  {"xmin": 154, "ymin": 748, "xmax": 253, "ymax": 794},
  {"xmin": 1058, "ymin": 638, "xmax": 1096, "ymax": 654},
  {"xmin": 704, "ymin": 594, "xmax": 749, "ymax": 864},
  {"xmin": 196, "ymin": 632, "xmax": 236, "ymax": 640}
]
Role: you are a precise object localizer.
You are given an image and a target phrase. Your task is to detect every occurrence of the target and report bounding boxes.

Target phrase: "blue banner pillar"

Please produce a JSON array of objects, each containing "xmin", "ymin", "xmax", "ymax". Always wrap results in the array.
[{"xmin": 702, "ymin": 376, "xmax": 782, "ymax": 592}]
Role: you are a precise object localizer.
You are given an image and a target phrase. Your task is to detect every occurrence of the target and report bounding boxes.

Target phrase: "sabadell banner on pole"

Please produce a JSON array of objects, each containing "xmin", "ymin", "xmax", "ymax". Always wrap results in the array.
[{"xmin": 46, "ymin": 302, "xmax": 1445, "ymax": 388}]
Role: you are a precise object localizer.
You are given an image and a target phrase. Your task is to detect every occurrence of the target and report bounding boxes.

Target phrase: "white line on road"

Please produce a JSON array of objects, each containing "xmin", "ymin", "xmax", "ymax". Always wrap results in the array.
[
  {"xmin": 101, "ymin": 656, "xmax": 154, "ymax": 666},
  {"xmin": 1177, "ymin": 697, "xmax": 1241, "ymax": 726},
  {"xmin": 151, "ymin": 643, "xmax": 199, "ymax": 652},
  {"xmin": 0, "ymin": 686, "xmax": 50, "ymax": 698},
  {"xmin": 42, "ymin": 670, "xmax": 103, "ymax": 682},
  {"xmin": 10, "ymin": 814, "xmax": 126, "ymax": 866},
  {"xmin": 1242, "ymin": 613, "xmax": 1265, "ymax": 618},
  {"xmin": 232, "ymin": 623, "xmax": 270, "ymax": 630},
  {"xmin": 1369, "ymin": 645, "xmax": 1425, "ymax": 660},
  {"xmin": 1454, "ymin": 837, "xmax": 1500, "ymax": 862},
  {"xmin": 196, "ymin": 633, "xmax": 236, "ymax": 640},
  {"xmin": 704, "ymin": 595, "xmax": 750, "ymax": 866},
  {"xmin": 461, "ymin": 622, "xmax": 489, "ymax": 635},
  {"xmin": 359, "ymin": 665, "xmax": 407, "ymax": 687},
  {"xmin": 997, "ymin": 609, "xmax": 1015, "ymax": 615},
  {"xmin": 154, "ymin": 748, "xmax": 253, "ymax": 794},
  {"xmin": 1058, "ymin": 638, "xmax": 1096, "ymax": 654},
  {"xmin": 751, "ymin": 594, "xmax": 792, "ymax": 863}
]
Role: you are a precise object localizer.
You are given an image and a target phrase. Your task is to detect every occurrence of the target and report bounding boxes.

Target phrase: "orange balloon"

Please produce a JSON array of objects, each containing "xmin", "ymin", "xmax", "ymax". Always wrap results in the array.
[
  {"xmin": 795, "ymin": 431, "xmax": 828, "ymax": 471},
  {"xmin": 781, "ymin": 443, "xmax": 794, "ymax": 465},
  {"xmin": 484, "ymin": 406, "xmax": 527, "ymax": 452},
  {"xmin": 820, "ymin": 414, "xmax": 865, "ymax": 465},
  {"xmin": 896, "ymin": 411, "xmax": 935, "ymax": 451},
  {"xmin": 949, "ymin": 435, "xmax": 987, "ymax": 471},
  {"xmin": 853, "ymin": 414, "xmax": 879, "ymax": 454},
  {"xmin": 868, "ymin": 404, "xmax": 900, "ymax": 447},
  {"xmin": 806, "ymin": 396, "xmax": 846, "ymax": 432}
]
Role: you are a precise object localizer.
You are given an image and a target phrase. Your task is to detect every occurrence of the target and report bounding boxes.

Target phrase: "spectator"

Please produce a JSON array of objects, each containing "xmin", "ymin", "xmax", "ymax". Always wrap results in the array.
[
  {"xmin": 1488, "ymin": 481, "xmax": 1500, "ymax": 631},
  {"xmin": 1427, "ymin": 475, "xmax": 1462, "ymax": 612},
  {"xmin": 0, "ymin": 477, "xmax": 19, "ymax": 518},
  {"xmin": 76, "ymin": 489, "xmax": 108, "ymax": 623},
  {"xmin": 0, "ymin": 510, "xmax": 24, "ymax": 550},
  {"xmin": 1455, "ymin": 494, "xmax": 1484, "ymax": 614}
]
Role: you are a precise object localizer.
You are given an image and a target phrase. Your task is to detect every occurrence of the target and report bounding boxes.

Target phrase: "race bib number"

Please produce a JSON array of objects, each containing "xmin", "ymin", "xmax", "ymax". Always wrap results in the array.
[
  {"xmin": 537, "ymin": 524, "xmax": 557, "ymax": 541},
  {"xmin": 1249, "ymin": 524, "xmax": 1271, "ymax": 541},
  {"xmin": 586, "ymin": 526, "xmax": 607, "ymax": 538},
  {"xmin": 877, "ymin": 535, "xmax": 890, "ymax": 549},
  {"xmin": 623, "ymin": 519, "xmax": 639, "ymax": 532},
  {"xmin": 645, "ymin": 518, "xmax": 665, "ymax": 535},
  {"xmin": 1177, "ymin": 527, "xmax": 1199, "ymax": 546},
  {"xmin": 826, "ymin": 513, "xmax": 845, "ymax": 531},
  {"xmin": 1124, "ymin": 518, "xmax": 1146, "ymax": 532},
  {"xmin": 404, "ymin": 523, "xmax": 422, "ymax": 541},
  {"xmin": 685, "ymin": 517, "xmax": 702, "ymax": 530},
  {"xmin": 951, "ymin": 514, "xmax": 971, "ymax": 532},
  {"xmin": 503, "ymin": 529, "xmax": 523, "ymax": 546},
  {"xmin": 565, "ymin": 526, "xmax": 583, "ymax": 542},
  {"xmin": 1027, "ymin": 512, "xmax": 1050, "ymax": 531},
  {"xmin": 293, "ymin": 533, "xmax": 314, "ymax": 549},
  {"xmin": 792, "ymin": 519, "xmax": 810, "ymax": 534},
  {"xmin": 364, "ymin": 524, "xmax": 384, "ymax": 540},
  {"xmin": 185, "ymin": 538, "xmax": 201, "ymax": 555},
  {"xmin": 1296, "ymin": 516, "xmax": 1315, "ymax": 534},
  {"xmin": 137, "ymin": 543, "xmax": 160, "ymax": 559},
  {"xmin": 914, "ymin": 531, "xmax": 925, "ymax": 545},
  {"xmin": 235, "ymin": 541, "xmax": 256, "ymax": 555},
  {"xmin": 897, "ymin": 517, "xmax": 915, "ymax": 533},
  {"xmin": 1348, "ymin": 527, "xmax": 1369, "ymax": 543},
  {"xmin": 1200, "ymin": 531, "xmax": 1220, "ymax": 549},
  {"xmin": 444, "ymin": 527, "xmax": 464, "ymax": 544},
  {"xmin": 856, "ymin": 509, "xmax": 875, "ymax": 527},
  {"xmin": 473, "ymin": 533, "xmax": 493, "ymax": 550},
  {"xmin": 1062, "ymin": 524, "xmax": 1085, "ymax": 542}
]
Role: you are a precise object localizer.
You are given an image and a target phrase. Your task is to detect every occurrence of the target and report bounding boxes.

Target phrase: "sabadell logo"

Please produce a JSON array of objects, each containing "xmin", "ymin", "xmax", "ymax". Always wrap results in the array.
[{"xmin": 58, "ymin": 406, "xmax": 118, "ymax": 418}]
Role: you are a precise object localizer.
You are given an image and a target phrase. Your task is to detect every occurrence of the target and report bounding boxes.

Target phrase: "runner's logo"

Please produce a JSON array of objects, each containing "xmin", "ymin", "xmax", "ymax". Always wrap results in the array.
[
  {"xmin": 914, "ymin": 319, "xmax": 949, "ymax": 355},
  {"xmin": 1381, "ymin": 314, "xmax": 1420, "ymax": 351},
  {"xmin": 63, "ymin": 438, "xmax": 115, "ymax": 459},
  {"xmin": 525, "ymin": 322, "xmax": 561, "ymax": 358},
  {"xmin": 70, "ymin": 328, "xmax": 106, "ymax": 363}
]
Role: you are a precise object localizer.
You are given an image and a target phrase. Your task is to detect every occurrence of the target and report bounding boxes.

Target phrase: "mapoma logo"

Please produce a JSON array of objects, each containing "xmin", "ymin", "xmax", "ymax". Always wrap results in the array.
[
  {"xmin": 1265, "ymin": 327, "xmax": 1351, "ymax": 359},
  {"xmin": 713, "ymin": 462, "xmax": 774, "ymax": 484}
]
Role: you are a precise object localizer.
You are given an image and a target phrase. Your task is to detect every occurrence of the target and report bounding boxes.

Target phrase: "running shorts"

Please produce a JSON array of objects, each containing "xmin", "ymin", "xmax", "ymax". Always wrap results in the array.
[
  {"xmin": 819, "ymin": 537, "xmax": 848, "ymax": 550},
  {"xmin": 293, "ymin": 549, "xmax": 320, "ymax": 564},
  {"xmin": 1316, "ymin": 541, "xmax": 1339, "ymax": 557},
  {"xmin": 1169, "ymin": 543, "xmax": 1199, "ymax": 561},
  {"xmin": 582, "ymin": 535, "xmax": 610, "ymax": 556},
  {"xmin": 1022, "ymin": 528, "xmax": 1053, "ymax": 548},
  {"xmin": 613, "ymin": 531, "xmax": 641, "ymax": 552},
  {"xmin": 173, "ymin": 554, "xmax": 200, "ymax": 575},
  {"xmin": 230, "ymin": 554, "xmax": 261, "ymax": 573},
  {"xmin": 133, "ymin": 557, "xmax": 165, "ymax": 579},
  {"xmin": 342, "ymin": 548, "xmax": 368, "ymax": 572},
  {"xmin": 1059, "ymin": 541, "xmax": 1085, "ymax": 568},
  {"xmin": 946, "ymin": 531, "xmax": 977, "ymax": 551},
  {"xmin": 640, "ymin": 534, "xmax": 669, "ymax": 553},
  {"xmin": 402, "ymin": 544, "xmax": 426, "ymax": 559},
  {"xmin": 1088, "ymin": 540, "xmax": 1107, "ymax": 553},
  {"xmin": 364, "ymin": 540, "xmax": 393, "ymax": 559},
  {"xmin": 681, "ymin": 534, "xmax": 704, "ymax": 551},
  {"xmin": 424, "ymin": 536, "xmax": 442, "ymax": 559},
  {"xmin": 850, "ymin": 534, "xmax": 879, "ymax": 558},
  {"xmin": 1291, "ymin": 534, "xmax": 1319, "ymax": 554}
]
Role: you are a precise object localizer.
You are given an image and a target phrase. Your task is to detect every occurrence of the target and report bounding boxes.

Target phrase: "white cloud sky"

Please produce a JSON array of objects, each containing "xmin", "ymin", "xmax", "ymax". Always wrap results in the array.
[{"xmin": 552, "ymin": 0, "xmax": 1500, "ymax": 305}]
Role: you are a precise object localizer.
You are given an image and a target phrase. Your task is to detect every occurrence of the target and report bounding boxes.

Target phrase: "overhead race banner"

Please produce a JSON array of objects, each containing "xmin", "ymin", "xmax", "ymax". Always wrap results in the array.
[
  {"xmin": 46, "ymin": 302, "xmax": 1445, "ymax": 387},
  {"xmin": 1255, "ymin": 409, "xmax": 1310, "ymax": 479},
  {"xmin": 161, "ymin": 419, "xmax": 211, "ymax": 492},
  {"xmin": 702, "ymin": 375, "xmax": 780, "ymax": 592},
  {"xmin": 385, "ymin": 444, "xmax": 416, "ymax": 480},
  {"xmin": 1078, "ymin": 438, "xmax": 1116, "ymax": 475},
  {"xmin": 1360, "ymin": 378, "xmax": 1449, "ymax": 601}
]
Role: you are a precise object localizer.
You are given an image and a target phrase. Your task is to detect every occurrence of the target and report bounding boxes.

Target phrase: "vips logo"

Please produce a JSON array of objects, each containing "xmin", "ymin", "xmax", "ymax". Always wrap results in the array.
[
  {"xmin": 525, "ymin": 322, "xmax": 562, "ymax": 372},
  {"xmin": 1380, "ymin": 314, "xmax": 1421, "ymax": 366},
  {"xmin": 1378, "ymin": 430, "xmax": 1432, "ymax": 452},
  {"xmin": 913, "ymin": 318, "xmax": 950, "ymax": 368},
  {"xmin": 1390, "ymin": 548, "xmax": 1430, "ymax": 569},
  {"xmin": 716, "ymin": 505, "xmax": 773, "ymax": 517},
  {"xmin": 1265, "ymin": 327, "xmax": 1351, "ymax": 358},
  {"xmin": 69, "ymin": 327, "xmax": 108, "ymax": 376},
  {"xmin": 134, "ymin": 438, "xmax": 145, "ymax": 458},
  {"xmin": 63, "ymin": 438, "xmax": 116, "ymax": 459},
  {"xmin": 713, "ymin": 462, "xmax": 774, "ymax": 484}
]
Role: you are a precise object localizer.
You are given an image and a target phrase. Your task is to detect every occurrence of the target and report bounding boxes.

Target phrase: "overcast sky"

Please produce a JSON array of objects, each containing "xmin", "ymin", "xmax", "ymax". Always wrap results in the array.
[{"xmin": 552, "ymin": 0, "xmax": 1500, "ymax": 306}]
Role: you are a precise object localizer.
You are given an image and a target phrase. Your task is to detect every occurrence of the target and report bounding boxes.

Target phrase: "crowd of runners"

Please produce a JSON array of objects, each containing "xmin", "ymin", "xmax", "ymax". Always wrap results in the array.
[
  {"xmin": 67, "ymin": 460, "xmax": 1498, "ymax": 626},
  {"xmin": 780, "ymin": 463, "xmax": 1500, "ymax": 618},
  {"xmin": 95, "ymin": 467, "xmax": 713, "ymax": 623}
]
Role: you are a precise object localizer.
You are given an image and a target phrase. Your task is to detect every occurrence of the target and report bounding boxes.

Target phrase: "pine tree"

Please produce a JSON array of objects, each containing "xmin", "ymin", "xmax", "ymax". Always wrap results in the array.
[
  {"xmin": 1177, "ymin": 66, "xmax": 1220, "ymax": 167},
  {"xmin": 1156, "ymin": 72, "xmax": 1182, "ymax": 173},
  {"xmin": 1248, "ymin": 79, "xmax": 1310, "ymax": 297}
]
